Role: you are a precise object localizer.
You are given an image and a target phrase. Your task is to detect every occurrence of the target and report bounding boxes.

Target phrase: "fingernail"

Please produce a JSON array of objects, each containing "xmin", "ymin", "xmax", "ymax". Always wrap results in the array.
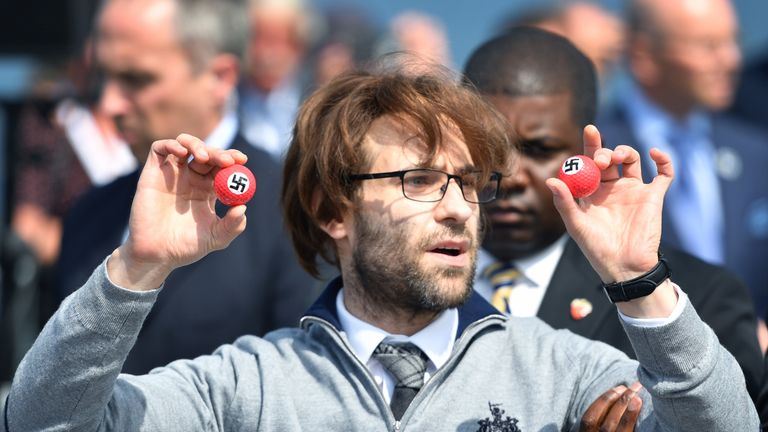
[{"xmin": 630, "ymin": 382, "xmax": 643, "ymax": 392}]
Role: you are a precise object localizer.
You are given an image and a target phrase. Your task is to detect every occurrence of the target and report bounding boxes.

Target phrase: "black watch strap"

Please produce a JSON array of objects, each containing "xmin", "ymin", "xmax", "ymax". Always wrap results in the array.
[{"xmin": 602, "ymin": 255, "xmax": 672, "ymax": 303}]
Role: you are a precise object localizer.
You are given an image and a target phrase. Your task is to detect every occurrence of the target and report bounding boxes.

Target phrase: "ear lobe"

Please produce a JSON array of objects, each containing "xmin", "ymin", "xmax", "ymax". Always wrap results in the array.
[{"xmin": 320, "ymin": 218, "xmax": 348, "ymax": 240}]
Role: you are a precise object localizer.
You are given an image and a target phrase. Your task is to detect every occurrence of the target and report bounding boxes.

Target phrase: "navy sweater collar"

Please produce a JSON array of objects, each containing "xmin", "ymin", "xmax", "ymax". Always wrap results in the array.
[{"xmin": 303, "ymin": 276, "xmax": 504, "ymax": 339}]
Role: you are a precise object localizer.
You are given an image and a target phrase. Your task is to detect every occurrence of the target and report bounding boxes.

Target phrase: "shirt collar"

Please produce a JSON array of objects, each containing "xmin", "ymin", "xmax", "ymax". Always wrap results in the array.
[
  {"xmin": 204, "ymin": 109, "xmax": 238, "ymax": 151},
  {"xmin": 622, "ymin": 81, "xmax": 711, "ymax": 149},
  {"xmin": 335, "ymin": 289, "xmax": 458, "ymax": 370},
  {"xmin": 514, "ymin": 235, "xmax": 568, "ymax": 289},
  {"xmin": 478, "ymin": 234, "xmax": 568, "ymax": 289}
]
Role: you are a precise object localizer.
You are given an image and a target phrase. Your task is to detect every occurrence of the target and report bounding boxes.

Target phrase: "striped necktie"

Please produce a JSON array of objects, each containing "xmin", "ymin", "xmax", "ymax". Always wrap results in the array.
[
  {"xmin": 483, "ymin": 262, "xmax": 521, "ymax": 314},
  {"xmin": 372, "ymin": 342, "xmax": 428, "ymax": 420}
]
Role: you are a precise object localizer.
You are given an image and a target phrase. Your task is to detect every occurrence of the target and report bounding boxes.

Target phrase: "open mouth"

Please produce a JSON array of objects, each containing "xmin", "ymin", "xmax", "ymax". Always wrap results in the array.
[{"xmin": 431, "ymin": 247, "xmax": 461, "ymax": 257}]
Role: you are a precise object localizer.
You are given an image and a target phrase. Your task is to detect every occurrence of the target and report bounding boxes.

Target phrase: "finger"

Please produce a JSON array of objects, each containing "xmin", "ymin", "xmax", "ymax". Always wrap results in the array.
[
  {"xmin": 226, "ymin": 149, "xmax": 248, "ymax": 165},
  {"xmin": 545, "ymin": 177, "xmax": 581, "ymax": 219},
  {"xmin": 579, "ymin": 385, "xmax": 627, "ymax": 432},
  {"xmin": 649, "ymin": 147, "xmax": 674, "ymax": 191},
  {"xmin": 593, "ymin": 148, "xmax": 620, "ymax": 181},
  {"xmin": 188, "ymin": 147, "xmax": 245, "ymax": 175},
  {"xmin": 616, "ymin": 393, "xmax": 643, "ymax": 431},
  {"xmin": 600, "ymin": 388, "xmax": 637, "ymax": 431},
  {"xmin": 612, "ymin": 145, "xmax": 643, "ymax": 180},
  {"xmin": 150, "ymin": 139, "xmax": 190, "ymax": 161},
  {"xmin": 188, "ymin": 158, "xmax": 217, "ymax": 176},
  {"xmin": 212, "ymin": 149, "xmax": 236, "ymax": 167},
  {"xmin": 176, "ymin": 133, "xmax": 210, "ymax": 163},
  {"xmin": 211, "ymin": 205, "xmax": 248, "ymax": 251},
  {"xmin": 583, "ymin": 125, "xmax": 603, "ymax": 159}
]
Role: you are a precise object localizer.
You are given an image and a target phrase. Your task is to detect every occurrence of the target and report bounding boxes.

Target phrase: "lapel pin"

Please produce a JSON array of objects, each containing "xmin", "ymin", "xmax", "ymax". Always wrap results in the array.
[{"xmin": 570, "ymin": 298, "xmax": 593, "ymax": 320}]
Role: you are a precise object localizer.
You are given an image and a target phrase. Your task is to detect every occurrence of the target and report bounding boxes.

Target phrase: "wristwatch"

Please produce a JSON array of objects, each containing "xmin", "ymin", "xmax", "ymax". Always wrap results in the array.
[{"xmin": 602, "ymin": 254, "xmax": 672, "ymax": 303}]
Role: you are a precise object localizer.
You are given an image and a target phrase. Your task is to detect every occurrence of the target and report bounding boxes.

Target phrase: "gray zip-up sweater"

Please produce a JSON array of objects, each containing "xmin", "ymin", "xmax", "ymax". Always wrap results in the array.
[{"xmin": 3, "ymin": 262, "xmax": 759, "ymax": 431}]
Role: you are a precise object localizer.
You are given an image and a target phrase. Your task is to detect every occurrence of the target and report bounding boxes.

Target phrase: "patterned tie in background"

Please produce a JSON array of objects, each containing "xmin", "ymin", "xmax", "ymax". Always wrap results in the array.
[
  {"xmin": 372, "ymin": 342, "xmax": 428, "ymax": 420},
  {"xmin": 483, "ymin": 262, "xmax": 521, "ymax": 314}
]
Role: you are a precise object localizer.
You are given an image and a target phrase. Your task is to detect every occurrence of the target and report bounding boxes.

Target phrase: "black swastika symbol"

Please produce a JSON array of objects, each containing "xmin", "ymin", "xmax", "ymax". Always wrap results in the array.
[
  {"xmin": 563, "ymin": 158, "xmax": 582, "ymax": 173},
  {"xmin": 228, "ymin": 174, "xmax": 249, "ymax": 194}
]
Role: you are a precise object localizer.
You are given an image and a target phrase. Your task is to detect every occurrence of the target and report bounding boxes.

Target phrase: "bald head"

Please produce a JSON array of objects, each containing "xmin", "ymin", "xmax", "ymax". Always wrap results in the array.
[
  {"xmin": 627, "ymin": 0, "xmax": 741, "ymax": 115},
  {"xmin": 463, "ymin": 27, "xmax": 597, "ymax": 128}
]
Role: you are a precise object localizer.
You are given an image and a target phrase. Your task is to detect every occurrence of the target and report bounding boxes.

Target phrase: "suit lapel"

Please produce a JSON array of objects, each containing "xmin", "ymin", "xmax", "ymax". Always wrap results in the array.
[{"xmin": 536, "ymin": 238, "xmax": 615, "ymax": 336}]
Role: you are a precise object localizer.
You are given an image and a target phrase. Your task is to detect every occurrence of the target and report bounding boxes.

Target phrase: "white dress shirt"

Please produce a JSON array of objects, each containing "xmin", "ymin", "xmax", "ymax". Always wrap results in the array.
[
  {"xmin": 475, "ymin": 235, "xmax": 568, "ymax": 317},
  {"xmin": 335, "ymin": 289, "xmax": 457, "ymax": 403},
  {"xmin": 474, "ymin": 235, "xmax": 688, "ymax": 325}
]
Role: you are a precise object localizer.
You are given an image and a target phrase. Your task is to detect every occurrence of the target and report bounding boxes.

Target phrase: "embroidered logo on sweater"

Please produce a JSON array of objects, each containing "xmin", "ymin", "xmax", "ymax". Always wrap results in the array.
[{"xmin": 475, "ymin": 402, "xmax": 521, "ymax": 432}]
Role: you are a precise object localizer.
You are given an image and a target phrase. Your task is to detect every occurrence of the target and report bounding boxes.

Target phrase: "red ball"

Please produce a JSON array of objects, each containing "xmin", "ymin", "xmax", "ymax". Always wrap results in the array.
[
  {"xmin": 214, "ymin": 164, "xmax": 256, "ymax": 206},
  {"xmin": 558, "ymin": 155, "xmax": 600, "ymax": 198}
]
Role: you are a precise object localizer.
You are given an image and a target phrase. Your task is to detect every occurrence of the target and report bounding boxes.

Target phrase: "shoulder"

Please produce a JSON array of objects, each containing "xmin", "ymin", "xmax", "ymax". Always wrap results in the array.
[
  {"xmin": 500, "ymin": 317, "xmax": 627, "ymax": 364},
  {"xmin": 660, "ymin": 245, "xmax": 751, "ymax": 299},
  {"xmin": 64, "ymin": 170, "xmax": 139, "ymax": 223},
  {"xmin": 712, "ymin": 114, "xmax": 768, "ymax": 152}
]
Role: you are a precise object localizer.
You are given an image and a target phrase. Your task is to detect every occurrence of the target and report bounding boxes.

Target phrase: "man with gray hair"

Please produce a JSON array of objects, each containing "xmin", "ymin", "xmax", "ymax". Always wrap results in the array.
[
  {"xmin": 598, "ymin": 0, "xmax": 768, "ymax": 324},
  {"xmin": 53, "ymin": 0, "xmax": 317, "ymax": 374},
  {"xmin": 238, "ymin": 0, "xmax": 313, "ymax": 160}
]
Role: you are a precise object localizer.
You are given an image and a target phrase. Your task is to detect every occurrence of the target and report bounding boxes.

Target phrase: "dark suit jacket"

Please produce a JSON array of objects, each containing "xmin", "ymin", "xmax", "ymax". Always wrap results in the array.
[
  {"xmin": 731, "ymin": 53, "xmax": 768, "ymax": 128},
  {"xmin": 537, "ymin": 238, "xmax": 763, "ymax": 400},
  {"xmin": 55, "ymin": 134, "xmax": 319, "ymax": 374},
  {"xmin": 598, "ymin": 107, "xmax": 768, "ymax": 317}
]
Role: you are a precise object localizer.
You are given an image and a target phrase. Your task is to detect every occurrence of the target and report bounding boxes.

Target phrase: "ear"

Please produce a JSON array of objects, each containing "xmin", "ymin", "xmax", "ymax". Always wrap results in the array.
[
  {"xmin": 627, "ymin": 33, "xmax": 660, "ymax": 87},
  {"xmin": 312, "ymin": 188, "xmax": 351, "ymax": 241},
  {"xmin": 208, "ymin": 53, "xmax": 240, "ymax": 105}
]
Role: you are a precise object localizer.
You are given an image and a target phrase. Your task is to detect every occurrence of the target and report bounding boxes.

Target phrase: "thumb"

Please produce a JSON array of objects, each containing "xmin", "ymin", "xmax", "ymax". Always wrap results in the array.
[
  {"xmin": 211, "ymin": 205, "xmax": 248, "ymax": 250},
  {"xmin": 546, "ymin": 177, "xmax": 580, "ymax": 217}
]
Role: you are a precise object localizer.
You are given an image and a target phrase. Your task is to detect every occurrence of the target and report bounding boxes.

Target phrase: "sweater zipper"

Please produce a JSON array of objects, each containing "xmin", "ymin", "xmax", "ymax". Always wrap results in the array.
[
  {"xmin": 301, "ymin": 314, "xmax": 505, "ymax": 431},
  {"xmin": 395, "ymin": 315, "xmax": 505, "ymax": 425},
  {"xmin": 301, "ymin": 316, "xmax": 399, "ymax": 429}
]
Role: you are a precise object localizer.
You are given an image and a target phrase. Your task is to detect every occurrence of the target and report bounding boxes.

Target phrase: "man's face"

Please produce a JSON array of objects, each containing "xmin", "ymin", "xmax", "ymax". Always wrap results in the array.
[
  {"xmin": 247, "ymin": 6, "xmax": 304, "ymax": 92},
  {"xmin": 96, "ymin": 0, "xmax": 220, "ymax": 163},
  {"xmin": 645, "ymin": 0, "xmax": 741, "ymax": 111},
  {"xmin": 343, "ymin": 116, "xmax": 480, "ymax": 311},
  {"xmin": 481, "ymin": 94, "xmax": 582, "ymax": 262}
]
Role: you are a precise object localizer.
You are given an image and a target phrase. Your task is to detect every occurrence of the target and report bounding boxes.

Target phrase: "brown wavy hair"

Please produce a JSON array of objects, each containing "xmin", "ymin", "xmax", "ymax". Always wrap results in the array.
[{"xmin": 282, "ymin": 65, "xmax": 512, "ymax": 277}]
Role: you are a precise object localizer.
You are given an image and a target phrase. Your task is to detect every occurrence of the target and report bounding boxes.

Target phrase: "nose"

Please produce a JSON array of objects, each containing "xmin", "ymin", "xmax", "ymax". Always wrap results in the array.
[
  {"xmin": 100, "ymin": 79, "xmax": 130, "ymax": 118},
  {"xmin": 434, "ymin": 178, "xmax": 473, "ymax": 223},
  {"xmin": 497, "ymin": 159, "xmax": 530, "ymax": 199}
]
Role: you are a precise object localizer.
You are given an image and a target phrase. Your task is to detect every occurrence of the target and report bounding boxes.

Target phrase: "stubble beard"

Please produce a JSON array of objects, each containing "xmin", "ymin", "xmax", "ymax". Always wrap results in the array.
[{"xmin": 349, "ymin": 211, "xmax": 477, "ymax": 319}]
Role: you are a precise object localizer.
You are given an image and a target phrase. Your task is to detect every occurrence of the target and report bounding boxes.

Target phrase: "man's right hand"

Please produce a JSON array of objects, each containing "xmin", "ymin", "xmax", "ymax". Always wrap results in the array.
[
  {"xmin": 579, "ymin": 382, "xmax": 643, "ymax": 432},
  {"xmin": 107, "ymin": 134, "xmax": 249, "ymax": 291}
]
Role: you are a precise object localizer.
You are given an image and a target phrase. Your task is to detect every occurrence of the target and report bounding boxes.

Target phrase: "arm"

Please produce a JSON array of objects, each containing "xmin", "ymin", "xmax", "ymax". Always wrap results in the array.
[
  {"xmin": 688, "ymin": 264, "xmax": 763, "ymax": 400},
  {"xmin": 546, "ymin": 125, "xmax": 758, "ymax": 430},
  {"xmin": 4, "ymin": 135, "xmax": 251, "ymax": 431}
]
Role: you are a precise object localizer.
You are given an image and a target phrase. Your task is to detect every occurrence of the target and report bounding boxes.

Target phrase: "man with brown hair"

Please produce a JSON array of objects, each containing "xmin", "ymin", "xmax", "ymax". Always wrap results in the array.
[{"xmin": 3, "ymin": 66, "xmax": 758, "ymax": 430}]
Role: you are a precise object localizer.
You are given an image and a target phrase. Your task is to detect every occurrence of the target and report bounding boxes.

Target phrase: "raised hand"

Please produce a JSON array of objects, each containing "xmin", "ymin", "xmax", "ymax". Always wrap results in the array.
[
  {"xmin": 546, "ymin": 125, "xmax": 678, "ymax": 317},
  {"xmin": 107, "ymin": 134, "xmax": 249, "ymax": 291}
]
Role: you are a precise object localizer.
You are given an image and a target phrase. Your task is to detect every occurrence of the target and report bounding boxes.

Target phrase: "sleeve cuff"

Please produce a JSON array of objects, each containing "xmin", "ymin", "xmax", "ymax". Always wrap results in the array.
[{"xmin": 617, "ymin": 283, "xmax": 687, "ymax": 328}]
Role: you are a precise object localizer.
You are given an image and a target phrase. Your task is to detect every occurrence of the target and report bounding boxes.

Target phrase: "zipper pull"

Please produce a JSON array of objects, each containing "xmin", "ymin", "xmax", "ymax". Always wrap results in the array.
[{"xmin": 393, "ymin": 420, "xmax": 401, "ymax": 431}]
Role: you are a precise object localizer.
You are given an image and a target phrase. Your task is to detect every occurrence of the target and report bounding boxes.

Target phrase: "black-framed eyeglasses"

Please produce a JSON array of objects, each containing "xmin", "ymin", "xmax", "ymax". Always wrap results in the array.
[{"xmin": 347, "ymin": 168, "xmax": 501, "ymax": 203}]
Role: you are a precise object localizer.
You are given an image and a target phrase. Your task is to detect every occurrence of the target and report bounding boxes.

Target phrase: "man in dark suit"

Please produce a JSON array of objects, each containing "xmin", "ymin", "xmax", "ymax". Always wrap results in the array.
[
  {"xmin": 596, "ymin": 0, "xmax": 768, "ymax": 320},
  {"xmin": 54, "ymin": 0, "xmax": 318, "ymax": 374},
  {"xmin": 464, "ymin": 27, "xmax": 764, "ymax": 400}
]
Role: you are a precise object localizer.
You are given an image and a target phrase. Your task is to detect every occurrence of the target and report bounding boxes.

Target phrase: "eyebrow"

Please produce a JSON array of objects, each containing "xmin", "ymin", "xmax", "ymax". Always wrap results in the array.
[{"xmin": 412, "ymin": 164, "xmax": 479, "ymax": 175}]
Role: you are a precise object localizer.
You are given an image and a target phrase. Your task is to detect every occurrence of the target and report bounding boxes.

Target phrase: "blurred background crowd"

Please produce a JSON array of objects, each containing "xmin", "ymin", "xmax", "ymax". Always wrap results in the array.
[{"xmin": 1, "ymin": 0, "xmax": 768, "ymax": 409}]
